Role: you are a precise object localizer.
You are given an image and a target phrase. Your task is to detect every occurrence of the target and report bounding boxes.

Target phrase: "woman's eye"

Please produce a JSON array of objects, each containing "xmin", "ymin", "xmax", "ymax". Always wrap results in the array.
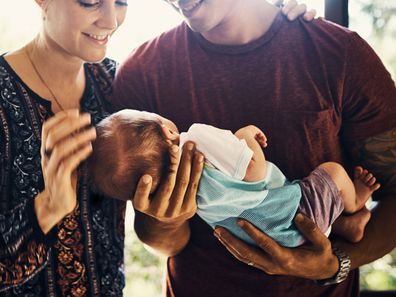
[
  {"xmin": 78, "ymin": 0, "xmax": 128, "ymax": 8},
  {"xmin": 115, "ymin": 1, "xmax": 128, "ymax": 6},
  {"xmin": 78, "ymin": 1, "xmax": 100, "ymax": 8}
]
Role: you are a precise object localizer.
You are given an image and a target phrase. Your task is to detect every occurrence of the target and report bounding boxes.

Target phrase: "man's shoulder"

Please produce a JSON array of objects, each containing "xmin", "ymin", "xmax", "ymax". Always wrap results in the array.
[
  {"xmin": 307, "ymin": 17, "xmax": 353, "ymax": 35},
  {"xmin": 282, "ymin": 17, "xmax": 359, "ymax": 48}
]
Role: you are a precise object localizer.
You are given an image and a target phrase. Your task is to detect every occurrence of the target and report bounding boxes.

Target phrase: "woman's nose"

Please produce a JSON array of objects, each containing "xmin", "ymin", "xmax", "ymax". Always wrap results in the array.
[{"xmin": 96, "ymin": 1, "xmax": 119, "ymax": 30}]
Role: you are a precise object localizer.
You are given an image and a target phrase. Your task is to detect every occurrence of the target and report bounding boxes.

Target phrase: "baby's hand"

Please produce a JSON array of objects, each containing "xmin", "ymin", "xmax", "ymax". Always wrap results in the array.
[
  {"xmin": 255, "ymin": 131, "xmax": 268, "ymax": 148},
  {"xmin": 235, "ymin": 125, "xmax": 268, "ymax": 148}
]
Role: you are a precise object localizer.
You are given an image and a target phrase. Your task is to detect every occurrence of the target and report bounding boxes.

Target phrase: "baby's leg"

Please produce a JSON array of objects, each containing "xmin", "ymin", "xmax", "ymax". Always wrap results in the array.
[
  {"xmin": 332, "ymin": 207, "xmax": 371, "ymax": 243},
  {"xmin": 318, "ymin": 162, "xmax": 379, "ymax": 213}
]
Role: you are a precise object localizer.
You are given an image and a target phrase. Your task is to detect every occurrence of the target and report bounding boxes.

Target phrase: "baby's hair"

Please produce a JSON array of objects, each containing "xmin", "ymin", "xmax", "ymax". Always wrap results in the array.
[{"xmin": 89, "ymin": 111, "xmax": 170, "ymax": 201}]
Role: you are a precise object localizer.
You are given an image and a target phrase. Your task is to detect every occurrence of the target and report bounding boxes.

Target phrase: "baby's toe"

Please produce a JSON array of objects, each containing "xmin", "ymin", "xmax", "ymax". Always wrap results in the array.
[
  {"xmin": 354, "ymin": 166, "xmax": 364, "ymax": 178},
  {"xmin": 364, "ymin": 173, "xmax": 373, "ymax": 183},
  {"xmin": 367, "ymin": 176, "xmax": 376, "ymax": 186},
  {"xmin": 370, "ymin": 183, "xmax": 381, "ymax": 191}
]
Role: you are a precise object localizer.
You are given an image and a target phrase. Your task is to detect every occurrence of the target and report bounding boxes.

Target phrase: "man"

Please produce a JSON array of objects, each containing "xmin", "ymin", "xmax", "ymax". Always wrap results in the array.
[{"xmin": 111, "ymin": 0, "xmax": 396, "ymax": 296}]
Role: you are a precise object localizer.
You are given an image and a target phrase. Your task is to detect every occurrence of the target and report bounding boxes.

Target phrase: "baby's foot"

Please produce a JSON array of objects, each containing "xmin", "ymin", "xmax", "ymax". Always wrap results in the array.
[
  {"xmin": 333, "ymin": 206, "xmax": 371, "ymax": 243},
  {"xmin": 255, "ymin": 131, "xmax": 267, "ymax": 148},
  {"xmin": 354, "ymin": 166, "xmax": 380, "ymax": 210}
]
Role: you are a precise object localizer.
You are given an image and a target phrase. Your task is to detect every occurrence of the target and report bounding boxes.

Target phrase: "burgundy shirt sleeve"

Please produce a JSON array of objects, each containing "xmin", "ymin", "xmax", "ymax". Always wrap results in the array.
[{"xmin": 341, "ymin": 32, "xmax": 396, "ymax": 140}]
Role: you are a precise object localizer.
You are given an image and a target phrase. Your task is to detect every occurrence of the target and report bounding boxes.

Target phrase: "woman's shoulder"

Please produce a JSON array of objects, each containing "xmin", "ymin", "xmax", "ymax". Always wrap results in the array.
[
  {"xmin": 0, "ymin": 53, "xmax": 20, "ymax": 82},
  {"xmin": 0, "ymin": 54, "xmax": 25, "ymax": 108},
  {"xmin": 0, "ymin": 54, "xmax": 28, "ymax": 143},
  {"xmin": 86, "ymin": 57, "xmax": 118, "ymax": 78},
  {"xmin": 85, "ymin": 57, "xmax": 118, "ymax": 94}
]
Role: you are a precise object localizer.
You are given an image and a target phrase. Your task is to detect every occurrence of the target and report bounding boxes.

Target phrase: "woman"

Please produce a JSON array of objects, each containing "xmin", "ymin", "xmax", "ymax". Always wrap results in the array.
[
  {"xmin": 0, "ymin": 0, "xmax": 313, "ymax": 296},
  {"xmin": 0, "ymin": 0, "xmax": 128, "ymax": 295}
]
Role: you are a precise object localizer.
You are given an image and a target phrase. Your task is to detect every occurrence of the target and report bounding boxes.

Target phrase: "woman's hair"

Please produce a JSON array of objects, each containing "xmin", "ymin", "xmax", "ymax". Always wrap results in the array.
[{"xmin": 88, "ymin": 112, "xmax": 170, "ymax": 201}]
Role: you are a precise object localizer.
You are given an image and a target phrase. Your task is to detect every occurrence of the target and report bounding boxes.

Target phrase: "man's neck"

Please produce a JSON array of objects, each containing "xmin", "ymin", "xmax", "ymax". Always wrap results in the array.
[{"xmin": 201, "ymin": 1, "xmax": 279, "ymax": 46}]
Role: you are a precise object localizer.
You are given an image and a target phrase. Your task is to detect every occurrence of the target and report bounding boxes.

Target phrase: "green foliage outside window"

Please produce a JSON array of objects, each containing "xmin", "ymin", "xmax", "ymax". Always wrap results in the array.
[
  {"xmin": 360, "ymin": 0, "xmax": 396, "ymax": 36},
  {"xmin": 123, "ymin": 211, "xmax": 165, "ymax": 296},
  {"xmin": 351, "ymin": 0, "xmax": 396, "ymax": 79}
]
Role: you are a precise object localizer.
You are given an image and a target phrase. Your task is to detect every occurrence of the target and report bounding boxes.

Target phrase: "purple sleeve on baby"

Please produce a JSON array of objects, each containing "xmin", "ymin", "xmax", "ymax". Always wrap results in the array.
[{"xmin": 298, "ymin": 167, "xmax": 344, "ymax": 234}]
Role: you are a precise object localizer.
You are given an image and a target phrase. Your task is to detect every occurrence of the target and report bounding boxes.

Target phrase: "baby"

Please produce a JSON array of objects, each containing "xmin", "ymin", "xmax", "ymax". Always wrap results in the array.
[{"xmin": 89, "ymin": 109, "xmax": 380, "ymax": 246}]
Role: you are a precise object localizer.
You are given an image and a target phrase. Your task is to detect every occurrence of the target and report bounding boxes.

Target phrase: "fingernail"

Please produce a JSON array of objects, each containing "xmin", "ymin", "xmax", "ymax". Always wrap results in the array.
[
  {"xmin": 142, "ymin": 175, "xmax": 152, "ymax": 184},
  {"xmin": 186, "ymin": 142, "xmax": 194, "ymax": 150},
  {"xmin": 237, "ymin": 219, "xmax": 245, "ymax": 227},
  {"xmin": 171, "ymin": 145, "xmax": 179, "ymax": 153},
  {"xmin": 198, "ymin": 154, "xmax": 204, "ymax": 162}
]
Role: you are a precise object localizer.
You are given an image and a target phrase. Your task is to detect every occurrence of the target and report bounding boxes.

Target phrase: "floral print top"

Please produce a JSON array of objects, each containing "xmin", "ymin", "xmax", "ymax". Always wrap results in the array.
[{"xmin": 0, "ymin": 55, "xmax": 126, "ymax": 297}]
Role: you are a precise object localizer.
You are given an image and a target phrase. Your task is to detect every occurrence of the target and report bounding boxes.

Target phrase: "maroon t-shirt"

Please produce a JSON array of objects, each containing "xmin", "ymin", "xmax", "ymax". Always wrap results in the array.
[{"xmin": 111, "ymin": 12, "xmax": 396, "ymax": 297}]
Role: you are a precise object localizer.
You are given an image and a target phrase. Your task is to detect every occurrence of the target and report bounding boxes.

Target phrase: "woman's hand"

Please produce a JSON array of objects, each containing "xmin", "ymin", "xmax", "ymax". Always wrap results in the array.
[
  {"xmin": 274, "ymin": 0, "xmax": 317, "ymax": 21},
  {"xmin": 35, "ymin": 109, "xmax": 96, "ymax": 233},
  {"xmin": 132, "ymin": 142, "xmax": 204, "ymax": 255},
  {"xmin": 214, "ymin": 213, "xmax": 339, "ymax": 280}
]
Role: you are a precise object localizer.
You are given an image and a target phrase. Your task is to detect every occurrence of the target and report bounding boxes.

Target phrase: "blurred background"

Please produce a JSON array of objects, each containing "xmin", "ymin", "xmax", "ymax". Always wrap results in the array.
[{"xmin": 1, "ymin": 0, "xmax": 395, "ymax": 296}]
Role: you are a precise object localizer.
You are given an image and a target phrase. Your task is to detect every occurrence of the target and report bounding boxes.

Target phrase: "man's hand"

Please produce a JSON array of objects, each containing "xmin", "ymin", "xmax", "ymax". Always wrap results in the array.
[
  {"xmin": 273, "ymin": 0, "xmax": 317, "ymax": 21},
  {"xmin": 133, "ymin": 142, "xmax": 204, "ymax": 256},
  {"xmin": 214, "ymin": 213, "xmax": 339, "ymax": 280},
  {"xmin": 133, "ymin": 142, "xmax": 203, "ymax": 224}
]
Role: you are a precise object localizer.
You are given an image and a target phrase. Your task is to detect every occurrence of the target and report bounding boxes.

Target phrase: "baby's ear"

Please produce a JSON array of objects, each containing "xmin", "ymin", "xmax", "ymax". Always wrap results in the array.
[{"xmin": 161, "ymin": 124, "xmax": 180, "ymax": 143}]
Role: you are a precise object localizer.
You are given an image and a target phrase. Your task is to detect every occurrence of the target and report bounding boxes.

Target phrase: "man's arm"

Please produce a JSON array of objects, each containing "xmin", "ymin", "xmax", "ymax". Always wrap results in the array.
[
  {"xmin": 335, "ymin": 127, "xmax": 396, "ymax": 268},
  {"xmin": 133, "ymin": 142, "xmax": 204, "ymax": 256},
  {"xmin": 213, "ymin": 127, "xmax": 396, "ymax": 279}
]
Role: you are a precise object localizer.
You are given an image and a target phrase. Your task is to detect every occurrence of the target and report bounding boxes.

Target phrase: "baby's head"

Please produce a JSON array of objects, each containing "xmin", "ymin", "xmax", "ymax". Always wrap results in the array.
[{"xmin": 89, "ymin": 109, "xmax": 177, "ymax": 201}]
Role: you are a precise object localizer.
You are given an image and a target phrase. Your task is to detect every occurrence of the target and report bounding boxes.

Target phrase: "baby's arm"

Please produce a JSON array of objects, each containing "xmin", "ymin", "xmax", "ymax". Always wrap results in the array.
[{"xmin": 234, "ymin": 125, "xmax": 267, "ymax": 182}]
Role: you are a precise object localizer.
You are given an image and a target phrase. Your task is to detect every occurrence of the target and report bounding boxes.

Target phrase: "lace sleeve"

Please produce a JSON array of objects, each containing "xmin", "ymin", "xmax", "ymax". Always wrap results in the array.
[{"xmin": 0, "ymin": 109, "xmax": 56, "ymax": 292}]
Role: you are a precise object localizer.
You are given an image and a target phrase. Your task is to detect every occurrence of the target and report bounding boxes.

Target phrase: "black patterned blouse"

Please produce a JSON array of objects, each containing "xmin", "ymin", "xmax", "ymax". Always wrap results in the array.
[{"xmin": 0, "ymin": 55, "xmax": 126, "ymax": 297}]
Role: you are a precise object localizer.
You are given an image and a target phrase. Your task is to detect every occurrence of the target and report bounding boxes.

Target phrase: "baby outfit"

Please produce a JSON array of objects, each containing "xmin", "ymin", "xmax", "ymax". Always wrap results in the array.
[{"xmin": 180, "ymin": 124, "xmax": 344, "ymax": 247}]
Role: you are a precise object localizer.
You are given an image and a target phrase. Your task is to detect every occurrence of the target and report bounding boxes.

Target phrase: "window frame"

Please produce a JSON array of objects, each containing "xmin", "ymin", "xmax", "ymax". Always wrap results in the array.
[{"xmin": 325, "ymin": 0, "xmax": 349, "ymax": 26}]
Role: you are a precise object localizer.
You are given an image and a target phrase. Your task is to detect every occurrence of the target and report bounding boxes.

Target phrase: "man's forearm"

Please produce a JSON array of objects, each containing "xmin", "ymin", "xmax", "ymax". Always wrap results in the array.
[
  {"xmin": 134, "ymin": 211, "xmax": 191, "ymax": 256},
  {"xmin": 335, "ymin": 193, "xmax": 396, "ymax": 269},
  {"xmin": 341, "ymin": 126, "xmax": 396, "ymax": 269}
]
